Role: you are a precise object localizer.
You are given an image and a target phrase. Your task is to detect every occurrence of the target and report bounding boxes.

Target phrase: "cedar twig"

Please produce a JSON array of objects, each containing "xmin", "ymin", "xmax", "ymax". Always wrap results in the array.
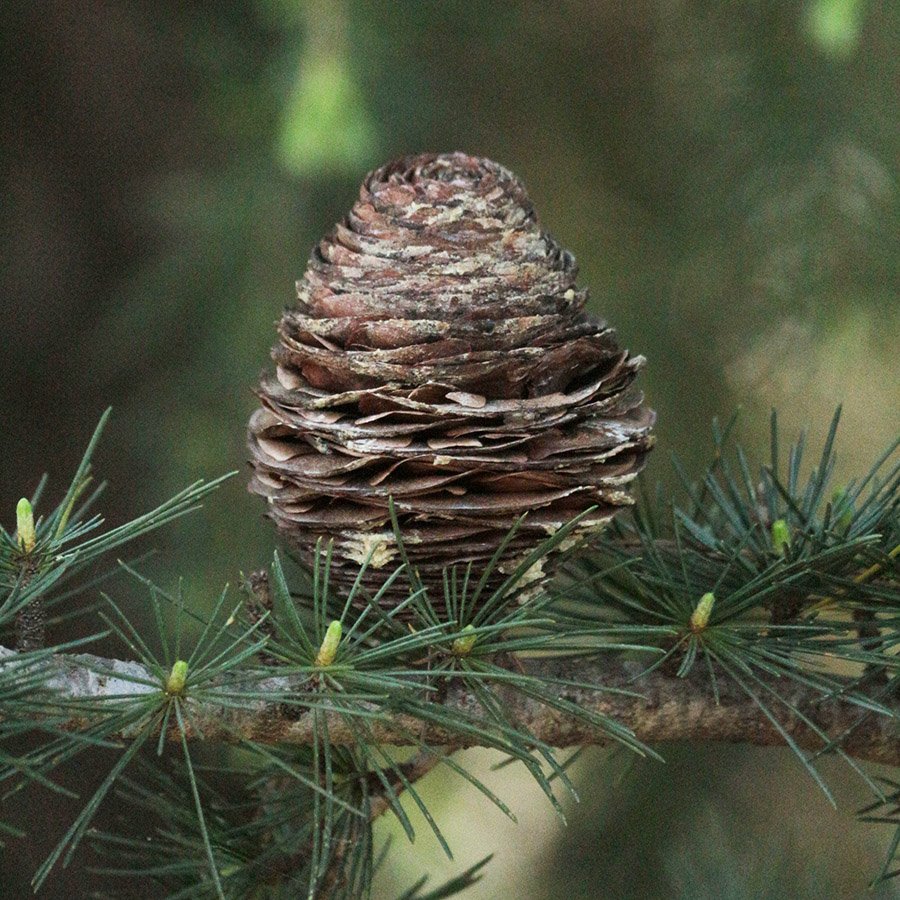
[{"xmin": 3, "ymin": 645, "xmax": 897, "ymax": 766}]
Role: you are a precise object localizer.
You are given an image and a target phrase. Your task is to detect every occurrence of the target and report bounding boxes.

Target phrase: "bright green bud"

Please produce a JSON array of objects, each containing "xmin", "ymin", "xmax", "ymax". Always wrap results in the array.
[
  {"xmin": 16, "ymin": 498, "xmax": 36, "ymax": 553},
  {"xmin": 771, "ymin": 519, "xmax": 791, "ymax": 555},
  {"xmin": 315, "ymin": 620, "xmax": 342, "ymax": 667},
  {"xmin": 690, "ymin": 592, "xmax": 715, "ymax": 631},
  {"xmin": 166, "ymin": 660, "xmax": 189, "ymax": 695},
  {"xmin": 452, "ymin": 624, "xmax": 478, "ymax": 657}
]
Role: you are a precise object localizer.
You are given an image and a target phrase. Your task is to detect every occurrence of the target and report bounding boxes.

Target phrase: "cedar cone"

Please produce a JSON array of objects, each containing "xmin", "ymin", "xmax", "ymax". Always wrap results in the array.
[{"xmin": 249, "ymin": 152, "xmax": 654, "ymax": 614}]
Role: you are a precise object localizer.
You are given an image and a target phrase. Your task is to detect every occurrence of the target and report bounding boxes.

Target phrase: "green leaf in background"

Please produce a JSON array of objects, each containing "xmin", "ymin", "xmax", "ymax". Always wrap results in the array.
[
  {"xmin": 804, "ymin": 0, "xmax": 866, "ymax": 58},
  {"xmin": 277, "ymin": 2, "xmax": 377, "ymax": 177}
]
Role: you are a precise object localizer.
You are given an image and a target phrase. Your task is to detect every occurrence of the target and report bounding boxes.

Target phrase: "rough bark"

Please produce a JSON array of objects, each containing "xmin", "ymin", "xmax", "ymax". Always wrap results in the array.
[{"xmin": 3, "ymin": 646, "xmax": 897, "ymax": 767}]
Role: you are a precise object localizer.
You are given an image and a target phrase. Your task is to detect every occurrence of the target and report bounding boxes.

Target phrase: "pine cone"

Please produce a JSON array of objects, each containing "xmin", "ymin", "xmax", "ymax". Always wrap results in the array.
[{"xmin": 249, "ymin": 152, "xmax": 654, "ymax": 614}]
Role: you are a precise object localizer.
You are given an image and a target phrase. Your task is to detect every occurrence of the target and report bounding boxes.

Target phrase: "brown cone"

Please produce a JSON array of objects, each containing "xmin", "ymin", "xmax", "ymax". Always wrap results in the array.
[{"xmin": 249, "ymin": 152, "xmax": 654, "ymax": 613}]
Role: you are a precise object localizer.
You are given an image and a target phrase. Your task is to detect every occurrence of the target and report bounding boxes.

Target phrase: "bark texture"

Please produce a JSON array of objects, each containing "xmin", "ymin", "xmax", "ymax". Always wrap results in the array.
[
  {"xmin": 248, "ymin": 153, "xmax": 654, "ymax": 614},
  {"xmin": 6, "ymin": 646, "xmax": 897, "ymax": 767}
]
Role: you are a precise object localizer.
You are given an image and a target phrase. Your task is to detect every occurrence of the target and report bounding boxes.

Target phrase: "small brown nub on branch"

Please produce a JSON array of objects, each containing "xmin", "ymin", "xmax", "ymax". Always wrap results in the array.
[{"xmin": 249, "ymin": 152, "xmax": 654, "ymax": 615}]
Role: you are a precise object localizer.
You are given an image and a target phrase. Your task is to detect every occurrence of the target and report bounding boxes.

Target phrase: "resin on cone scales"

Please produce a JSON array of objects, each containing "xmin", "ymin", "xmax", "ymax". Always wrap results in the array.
[{"xmin": 249, "ymin": 152, "xmax": 655, "ymax": 613}]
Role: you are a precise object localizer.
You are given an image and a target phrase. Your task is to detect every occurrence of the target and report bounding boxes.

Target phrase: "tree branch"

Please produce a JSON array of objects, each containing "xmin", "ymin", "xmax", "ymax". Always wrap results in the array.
[{"xmin": 3, "ymin": 646, "xmax": 898, "ymax": 767}]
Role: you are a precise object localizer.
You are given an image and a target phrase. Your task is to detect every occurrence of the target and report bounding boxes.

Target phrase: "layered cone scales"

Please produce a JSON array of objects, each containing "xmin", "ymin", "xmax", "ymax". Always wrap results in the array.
[{"xmin": 249, "ymin": 153, "xmax": 655, "ymax": 613}]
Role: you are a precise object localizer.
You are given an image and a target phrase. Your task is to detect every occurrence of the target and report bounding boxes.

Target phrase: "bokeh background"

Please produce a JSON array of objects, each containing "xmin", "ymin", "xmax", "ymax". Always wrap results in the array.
[{"xmin": 1, "ymin": 0, "xmax": 898, "ymax": 896}]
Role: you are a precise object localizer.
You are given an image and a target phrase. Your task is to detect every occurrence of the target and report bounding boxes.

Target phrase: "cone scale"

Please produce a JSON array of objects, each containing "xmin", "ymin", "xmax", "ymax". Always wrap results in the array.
[{"xmin": 249, "ymin": 152, "xmax": 654, "ymax": 614}]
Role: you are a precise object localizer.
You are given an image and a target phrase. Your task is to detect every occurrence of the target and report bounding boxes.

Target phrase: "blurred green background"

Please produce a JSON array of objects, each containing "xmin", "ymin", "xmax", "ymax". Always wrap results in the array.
[{"xmin": 1, "ymin": 0, "xmax": 898, "ymax": 896}]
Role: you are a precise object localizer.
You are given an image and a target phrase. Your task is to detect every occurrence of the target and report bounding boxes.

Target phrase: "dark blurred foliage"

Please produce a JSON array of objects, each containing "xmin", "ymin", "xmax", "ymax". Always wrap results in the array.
[{"xmin": 0, "ymin": 0, "xmax": 897, "ymax": 896}]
